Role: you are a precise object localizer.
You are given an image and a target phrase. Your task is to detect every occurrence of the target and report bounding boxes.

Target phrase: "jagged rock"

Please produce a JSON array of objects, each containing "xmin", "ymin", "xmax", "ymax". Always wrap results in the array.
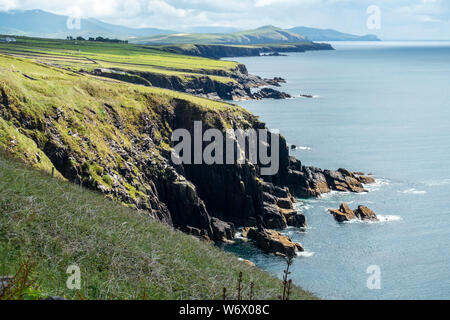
[
  {"xmin": 273, "ymin": 186, "xmax": 290, "ymax": 198},
  {"xmin": 261, "ymin": 52, "xmax": 287, "ymax": 57},
  {"xmin": 243, "ymin": 227, "xmax": 304, "ymax": 258},
  {"xmin": 211, "ymin": 217, "xmax": 235, "ymax": 242},
  {"xmin": 262, "ymin": 203, "xmax": 287, "ymax": 229},
  {"xmin": 262, "ymin": 192, "xmax": 277, "ymax": 204},
  {"xmin": 357, "ymin": 175, "xmax": 376, "ymax": 184},
  {"xmin": 285, "ymin": 161, "xmax": 373, "ymax": 198},
  {"xmin": 282, "ymin": 210, "xmax": 307, "ymax": 228},
  {"xmin": 328, "ymin": 203, "xmax": 378, "ymax": 222},
  {"xmin": 355, "ymin": 206, "xmax": 378, "ymax": 221},
  {"xmin": 277, "ymin": 198, "xmax": 293, "ymax": 210},
  {"xmin": 328, "ymin": 203, "xmax": 356, "ymax": 222},
  {"xmin": 252, "ymin": 88, "xmax": 292, "ymax": 100}
]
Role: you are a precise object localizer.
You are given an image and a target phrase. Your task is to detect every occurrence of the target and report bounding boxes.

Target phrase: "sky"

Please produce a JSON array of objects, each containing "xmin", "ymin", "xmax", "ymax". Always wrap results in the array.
[{"xmin": 0, "ymin": 0, "xmax": 449, "ymax": 40}]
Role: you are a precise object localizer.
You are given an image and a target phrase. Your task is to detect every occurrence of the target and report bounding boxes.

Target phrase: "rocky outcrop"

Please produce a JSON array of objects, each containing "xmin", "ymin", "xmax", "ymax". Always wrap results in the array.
[
  {"xmin": 356, "ymin": 175, "xmax": 376, "ymax": 184},
  {"xmin": 354, "ymin": 206, "xmax": 378, "ymax": 221},
  {"xmin": 252, "ymin": 88, "xmax": 292, "ymax": 100},
  {"xmin": 154, "ymin": 43, "xmax": 334, "ymax": 59},
  {"xmin": 261, "ymin": 52, "xmax": 287, "ymax": 57},
  {"xmin": 283, "ymin": 210, "xmax": 307, "ymax": 228},
  {"xmin": 242, "ymin": 227, "xmax": 304, "ymax": 258},
  {"xmin": 328, "ymin": 203, "xmax": 378, "ymax": 222},
  {"xmin": 88, "ymin": 67, "xmax": 289, "ymax": 102},
  {"xmin": 284, "ymin": 157, "xmax": 373, "ymax": 198}
]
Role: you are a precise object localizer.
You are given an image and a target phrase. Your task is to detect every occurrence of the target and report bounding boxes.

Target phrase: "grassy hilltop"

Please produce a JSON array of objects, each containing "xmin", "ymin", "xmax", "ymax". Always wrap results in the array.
[{"xmin": 134, "ymin": 26, "xmax": 309, "ymax": 45}]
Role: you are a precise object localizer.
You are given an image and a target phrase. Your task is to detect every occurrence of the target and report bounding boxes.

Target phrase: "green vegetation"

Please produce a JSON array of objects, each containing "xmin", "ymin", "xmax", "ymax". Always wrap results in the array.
[
  {"xmin": 0, "ymin": 37, "xmax": 316, "ymax": 301},
  {"xmin": 0, "ymin": 153, "xmax": 316, "ymax": 300},
  {"xmin": 0, "ymin": 53, "xmax": 244, "ymax": 181},
  {"xmin": 287, "ymin": 26, "xmax": 380, "ymax": 41},
  {"xmin": 134, "ymin": 25, "xmax": 309, "ymax": 45},
  {"xmin": 0, "ymin": 36, "xmax": 241, "ymax": 86}
]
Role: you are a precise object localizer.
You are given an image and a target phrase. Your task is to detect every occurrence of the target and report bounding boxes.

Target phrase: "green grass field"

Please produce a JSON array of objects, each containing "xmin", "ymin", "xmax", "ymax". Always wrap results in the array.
[
  {"xmin": 0, "ymin": 53, "xmax": 244, "ymax": 178},
  {"xmin": 0, "ymin": 36, "xmax": 241, "ymax": 85}
]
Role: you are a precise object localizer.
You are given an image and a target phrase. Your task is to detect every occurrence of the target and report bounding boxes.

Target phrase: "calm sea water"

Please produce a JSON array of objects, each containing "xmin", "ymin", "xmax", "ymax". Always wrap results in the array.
[{"xmin": 224, "ymin": 42, "xmax": 450, "ymax": 300}]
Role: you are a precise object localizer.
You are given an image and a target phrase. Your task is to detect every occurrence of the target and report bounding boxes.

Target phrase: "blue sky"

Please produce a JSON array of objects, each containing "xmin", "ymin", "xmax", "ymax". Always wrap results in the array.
[{"xmin": 0, "ymin": 0, "xmax": 449, "ymax": 39}]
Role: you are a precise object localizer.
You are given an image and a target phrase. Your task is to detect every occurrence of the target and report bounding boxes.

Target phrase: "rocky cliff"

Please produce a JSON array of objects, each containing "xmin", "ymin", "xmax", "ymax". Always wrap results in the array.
[
  {"xmin": 0, "ymin": 55, "xmax": 368, "ymax": 248},
  {"xmin": 88, "ymin": 65, "xmax": 289, "ymax": 101},
  {"xmin": 154, "ymin": 43, "xmax": 334, "ymax": 59}
]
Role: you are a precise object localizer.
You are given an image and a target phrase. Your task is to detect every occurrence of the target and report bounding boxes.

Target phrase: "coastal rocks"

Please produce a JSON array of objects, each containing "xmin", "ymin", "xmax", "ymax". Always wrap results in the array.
[
  {"xmin": 260, "ymin": 182, "xmax": 306, "ymax": 229},
  {"xmin": 156, "ymin": 43, "xmax": 333, "ymax": 59},
  {"xmin": 328, "ymin": 203, "xmax": 356, "ymax": 222},
  {"xmin": 283, "ymin": 210, "xmax": 307, "ymax": 228},
  {"xmin": 261, "ymin": 52, "xmax": 287, "ymax": 57},
  {"xmin": 211, "ymin": 217, "xmax": 235, "ymax": 242},
  {"xmin": 242, "ymin": 227, "xmax": 304, "ymax": 258},
  {"xmin": 354, "ymin": 206, "xmax": 378, "ymax": 221},
  {"xmin": 284, "ymin": 158, "xmax": 373, "ymax": 198},
  {"xmin": 252, "ymin": 88, "xmax": 292, "ymax": 100},
  {"xmin": 356, "ymin": 175, "xmax": 376, "ymax": 184},
  {"xmin": 89, "ymin": 60, "xmax": 292, "ymax": 102},
  {"xmin": 328, "ymin": 202, "xmax": 378, "ymax": 222}
]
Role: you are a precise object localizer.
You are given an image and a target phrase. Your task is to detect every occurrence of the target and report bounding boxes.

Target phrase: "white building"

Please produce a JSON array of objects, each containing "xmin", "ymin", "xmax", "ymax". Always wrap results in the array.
[{"xmin": 1, "ymin": 37, "xmax": 17, "ymax": 43}]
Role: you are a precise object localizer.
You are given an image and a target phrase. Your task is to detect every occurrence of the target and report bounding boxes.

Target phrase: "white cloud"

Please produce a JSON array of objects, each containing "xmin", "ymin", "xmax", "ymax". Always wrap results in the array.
[
  {"xmin": 148, "ymin": 0, "xmax": 188, "ymax": 17},
  {"xmin": 0, "ymin": 0, "xmax": 449, "ymax": 39}
]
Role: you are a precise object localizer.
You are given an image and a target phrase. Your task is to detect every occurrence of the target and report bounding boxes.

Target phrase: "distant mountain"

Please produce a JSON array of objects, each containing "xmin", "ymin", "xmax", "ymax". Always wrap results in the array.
[
  {"xmin": 0, "ymin": 9, "xmax": 381, "ymax": 43},
  {"xmin": 134, "ymin": 25, "xmax": 310, "ymax": 45},
  {"xmin": 0, "ymin": 9, "xmax": 175, "ymax": 39},
  {"xmin": 288, "ymin": 26, "xmax": 380, "ymax": 41},
  {"xmin": 183, "ymin": 26, "xmax": 242, "ymax": 34}
]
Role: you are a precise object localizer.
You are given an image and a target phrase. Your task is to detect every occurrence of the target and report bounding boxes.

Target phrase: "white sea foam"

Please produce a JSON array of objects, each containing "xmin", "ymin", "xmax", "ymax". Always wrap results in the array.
[
  {"xmin": 343, "ymin": 215, "xmax": 403, "ymax": 224},
  {"xmin": 364, "ymin": 178, "xmax": 391, "ymax": 192},
  {"xmin": 295, "ymin": 146, "xmax": 312, "ymax": 151},
  {"xmin": 318, "ymin": 190, "xmax": 346, "ymax": 199},
  {"xmin": 399, "ymin": 188, "xmax": 427, "ymax": 195},
  {"xmin": 296, "ymin": 251, "xmax": 315, "ymax": 257},
  {"xmin": 234, "ymin": 232, "xmax": 245, "ymax": 240},
  {"xmin": 298, "ymin": 204, "xmax": 312, "ymax": 211},
  {"xmin": 377, "ymin": 215, "xmax": 403, "ymax": 222}
]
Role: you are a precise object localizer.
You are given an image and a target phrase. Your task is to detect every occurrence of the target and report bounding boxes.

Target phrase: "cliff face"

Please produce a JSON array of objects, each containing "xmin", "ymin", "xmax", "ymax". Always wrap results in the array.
[
  {"xmin": 155, "ymin": 43, "xmax": 334, "ymax": 59},
  {"xmin": 0, "ymin": 55, "xmax": 366, "ymax": 244},
  {"xmin": 88, "ymin": 65, "xmax": 286, "ymax": 101}
]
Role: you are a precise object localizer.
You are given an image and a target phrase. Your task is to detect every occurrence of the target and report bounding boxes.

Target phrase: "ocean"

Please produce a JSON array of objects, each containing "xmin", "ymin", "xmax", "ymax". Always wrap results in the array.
[{"xmin": 224, "ymin": 41, "xmax": 450, "ymax": 299}]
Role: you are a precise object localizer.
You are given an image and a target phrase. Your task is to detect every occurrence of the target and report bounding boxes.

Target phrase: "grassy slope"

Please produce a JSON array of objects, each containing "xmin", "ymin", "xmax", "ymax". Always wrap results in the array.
[
  {"xmin": 0, "ymin": 53, "xmax": 242, "ymax": 182},
  {"xmin": 0, "ymin": 153, "xmax": 316, "ymax": 300},
  {"xmin": 0, "ymin": 37, "xmax": 240, "ymax": 84},
  {"xmin": 134, "ymin": 26, "xmax": 308, "ymax": 45}
]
